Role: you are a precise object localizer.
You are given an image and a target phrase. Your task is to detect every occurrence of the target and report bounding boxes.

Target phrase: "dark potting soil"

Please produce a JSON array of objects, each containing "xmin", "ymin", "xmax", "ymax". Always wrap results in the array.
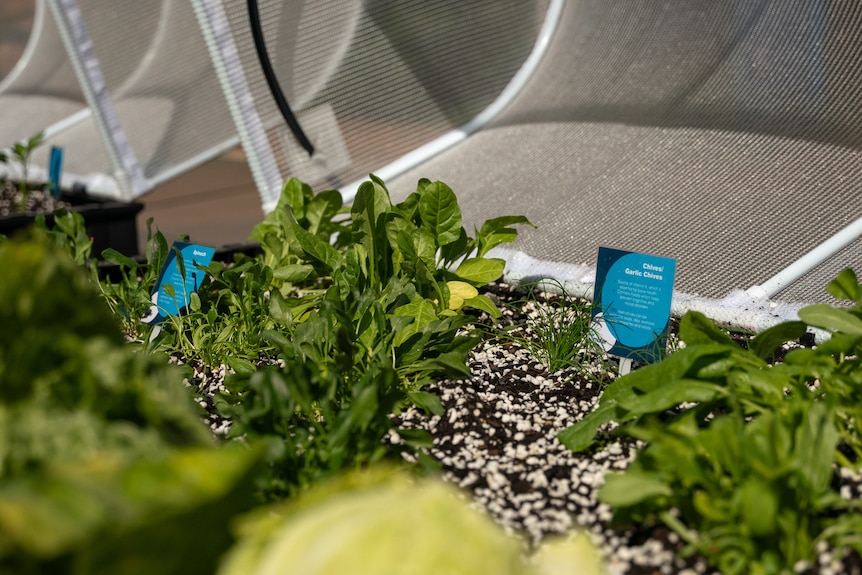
[{"xmin": 0, "ymin": 181, "xmax": 70, "ymax": 216}]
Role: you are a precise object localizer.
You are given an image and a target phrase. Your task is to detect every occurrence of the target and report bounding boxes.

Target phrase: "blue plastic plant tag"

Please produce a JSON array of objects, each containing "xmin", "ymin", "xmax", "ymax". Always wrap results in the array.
[
  {"xmin": 143, "ymin": 242, "xmax": 215, "ymax": 324},
  {"xmin": 592, "ymin": 247, "xmax": 677, "ymax": 363},
  {"xmin": 48, "ymin": 146, "xmax": 63, "ymax": 198}
]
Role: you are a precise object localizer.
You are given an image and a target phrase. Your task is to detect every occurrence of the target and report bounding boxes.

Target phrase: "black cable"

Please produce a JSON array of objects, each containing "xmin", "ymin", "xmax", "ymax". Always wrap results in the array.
[{"xmin": 247, "ymin": 0, "xmax": 315, "ymax": 156}]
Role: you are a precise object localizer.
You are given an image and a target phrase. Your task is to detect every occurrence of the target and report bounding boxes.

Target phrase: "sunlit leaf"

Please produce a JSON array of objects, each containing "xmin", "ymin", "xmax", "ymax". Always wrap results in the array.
[
  {"xmin": 418, "ymin": 181, "xmax": 462, "ymax": 246},
  {"xmin": 826, "ymin": 268, "xmax": 861, "ymax": 303},
  {"xmin": 798, "ymin": 304, "xmax": 862, "ymax": 335},
  {"xmin": 598, "ymin": 471, "xmax": 671, "ymax": 507},
  {"xmin": 454, "ymin": 258, "xmax": 505, "ymax": 286},
  {"xmin": 446, "ymin": 281, "xmax": 478, "ymax": 310}
]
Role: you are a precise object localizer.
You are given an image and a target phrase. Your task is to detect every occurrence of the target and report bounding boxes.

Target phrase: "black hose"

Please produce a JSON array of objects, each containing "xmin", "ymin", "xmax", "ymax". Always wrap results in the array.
[{"xmin": 247, "ymin": 0, "xmax": 315, "ymax": 156}]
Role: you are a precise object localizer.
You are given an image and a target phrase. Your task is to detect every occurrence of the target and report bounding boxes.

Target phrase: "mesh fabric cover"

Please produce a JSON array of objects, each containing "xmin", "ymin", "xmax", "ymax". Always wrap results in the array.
[
  {"xmin": 69, "ymin": 0, "xmax": 236, "ymax": 188},
  {"xmin": 386, "ymin": 0, "xmax": 862, "ymax": 304},
  {"xmin": 218, "ymin": 0, "xmax": 550, "ymax": 190}
]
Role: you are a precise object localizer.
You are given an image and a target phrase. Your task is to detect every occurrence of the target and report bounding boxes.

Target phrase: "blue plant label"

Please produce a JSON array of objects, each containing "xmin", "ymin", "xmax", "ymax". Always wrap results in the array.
[
  {"xmin": 143, "ymin": 242, "xmax": 215, "ymax": 324},
  {"xmin": 592, "ymin": 247, "xmax": 677, "ymax": 363},
  {"xmin": 49, "ymin": 146, "xmax": 63, "ymax": 198}
]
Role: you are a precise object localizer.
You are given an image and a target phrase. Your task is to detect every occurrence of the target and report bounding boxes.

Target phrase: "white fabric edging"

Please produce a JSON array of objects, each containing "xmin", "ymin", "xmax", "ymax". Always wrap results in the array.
[{"xmin": 490, "ymin": 247, "xmax": 828, "ymax": 341}]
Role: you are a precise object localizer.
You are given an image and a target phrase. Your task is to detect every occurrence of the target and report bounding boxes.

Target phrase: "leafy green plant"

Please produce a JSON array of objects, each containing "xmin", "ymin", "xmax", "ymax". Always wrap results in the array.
[
  {"xmin": 250, "ymin": 178, "xmax": 348, "ymax": 277},
  {"xmin": 35, "ymin": 208, "xmax": 94, "ymax": 267},
  {"xmin": 558, "ymin": 268, "xmax": 862, "ymax": 574},
  {"xmin": 92, "ymin": 219, "xmax": 169, "ymax": 341},
  {"xmin": 218, "ymin": 466, "xmax": 605, "ymax": 575},
  {"xmin": 155, "ymin": 255, "xmax": 283, "ymax": 366},
  {"xmin": 262, "ymin": 175, "xmax": 533, "ymax": 393},
  {"xmin": 282, "ymin": 175, "xmax": 530, "ymax": 316},
  {"xmin": 599, "ymin": 397, "xmax": 849, "ymax": 575},
  {"xmin": 1, "ymin": 131, "xmax": 45, "ymax": 212},
  {"xmin": 217, "ymin": 277, "xmax": 479, "ymax": 498},
  {"xmin": 0, "ymin": 232, "xmax": 264, "ymax": 574},
  {"xmin": 0, "ymin": 446, "xmax": 262, "ymax": 575},
  {"xmin": 124, "ymin": 175, "xmax": 530, "ymax": 372},
  {"xmin": 0, "ymin": 230, "xmax": 212, "ymax": 464},
  {"xmin": 207, "ymin": 175, "xmax": 531, "ymax": 497},
  {"xmin": 8, "ymin": 174, "xmax": 533, "ymax": 504},
  {"xmin": 14, "ymin": 209, "xmax": 168, "ymax": 341}
]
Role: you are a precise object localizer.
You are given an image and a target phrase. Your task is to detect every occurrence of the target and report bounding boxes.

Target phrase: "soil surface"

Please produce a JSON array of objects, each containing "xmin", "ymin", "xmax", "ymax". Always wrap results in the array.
[{"xmin": 0, "ymin": 182, "xmax": 69, "ymax": 216}]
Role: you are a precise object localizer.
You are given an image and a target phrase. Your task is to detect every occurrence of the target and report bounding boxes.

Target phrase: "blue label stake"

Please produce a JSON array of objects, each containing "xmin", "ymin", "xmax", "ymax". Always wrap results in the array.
[
  {"xmin": 592, "ymin": 247, "xmax": 677, "ymax": 367},
  {"xmin": 48, "ymin": 147, "xmax": 64, "ymax": 198},
  {"xmin": 144, "ymin": 242, "xmax": 216, "ymax": 325}
]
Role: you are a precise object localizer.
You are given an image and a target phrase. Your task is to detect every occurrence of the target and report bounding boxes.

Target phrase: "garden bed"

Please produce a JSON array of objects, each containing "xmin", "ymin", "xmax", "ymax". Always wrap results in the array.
[
  {"xmin": 4, "ymin": 175, "xmax": 862, "ymax": 574},
  {"xmin": 180, "ymin": 281, "xmax": 862, "ymax": 575}
]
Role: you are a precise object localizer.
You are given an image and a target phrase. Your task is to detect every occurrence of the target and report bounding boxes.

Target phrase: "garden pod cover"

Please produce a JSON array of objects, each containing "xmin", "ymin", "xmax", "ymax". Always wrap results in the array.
[
  {"xmin": 1, "ymin": 0, "xmax": 228, "ymax": 198},
  {"xmin": 218, "ymin": 468, "xmax": 604, "ymax": 575},
  {"xmin": 197, "ymin": 0, "xmax": 550, "ymax": 209},
  {"xmin": 379, "ymin": 0, "xmax": 862, "ymax": 313}
]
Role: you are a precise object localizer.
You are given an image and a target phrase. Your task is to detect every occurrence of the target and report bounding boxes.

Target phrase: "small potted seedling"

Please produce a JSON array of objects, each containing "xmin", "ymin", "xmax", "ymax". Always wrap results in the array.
[
  {"xmin": 0, "ymin": 132, "xmax": 54, "ymax": 215},
  {"xmin": 0, "ymin": 132, "xmax": 144, "ymax": 256}
]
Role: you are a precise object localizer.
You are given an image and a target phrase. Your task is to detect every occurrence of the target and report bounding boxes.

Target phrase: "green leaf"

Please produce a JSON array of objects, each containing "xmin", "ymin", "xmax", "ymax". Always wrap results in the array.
[
  {"xmin": 793, "ymin": 401, "xmax": 839, "ymax": 492},
  {"xmin": 601, "ymin": 345, "xmax": 730, "ymax": 404},
  {"xmin": 349, "ymin": 383, "xmax": 380, "ymax": 432},
  {"xmin": 305, "ymin": 189, "xmax": 343, "ymax": 235},
  {"xmin": 679, "ymin": 311, "xmax": 737, "ymax": 346},
  {"xmin": 395, "ymin": 190, "xmax": 422, "ymax": 220},
  {"xmin": 393, "ymin": 298, "xmax": 437, "ymax": 347},
  {"xmin": 225, "ymin": 357, "xmax": 257, "ymax": 376},
  {"xmin": 189, "ymin": 291, "xmax": 201, "ymax": 312},
  {"xmin": 269, "ymin": 290, "xmax": 293, "ymax": 325},
  {"xmin": 811, "ymin": 332, "xmax": 859, "ymax": 356},
  {"xmin": 618, "ymin": 380, "xmax": 722, "ymax": 416},
  {"xmin": 454, "ymin": 257, "xmax": 505, "ymax": 286},
  {"xmin": 598, "ymin": 471, "xmax": 671, "ymax": 507},
  {"xmin": 476, "ymin": 215, "xmax": 534, "ymax": 257},
  {"xmin": 737, "ymin": 478, "xmax": 777, "ymax": 537},
  {"xmin": 290, "ymin": 224, "xmax": 343, "ymax": 273},
  {"xmin": 282, "ymin": 177, "xmax": 310, "ymax": 217},
  {"xmin": 748, "ymin": 321, "xmax": 807, "ymax": 361},
  {"xmin": 162, "ymin": 283, "xmax": 176, "ymax": 300},
  {"xmin": 439, "ymin": 227, "xmax": 473, "ymax": 265},
  {"xmin": 412, "ymin": 229, "xmax": 438, "ymax": 269},
  {"xmin": 27, "ymin": 131, "xmax": 45, "ymax": 152},
  {"xmin": 273, "ymin": 264, "xmax": 315, "ymax": 283},
  {"xmin": 463, "ymin": 294, "xmax": 501, "ymax": 318},
  {"xmin": 726, "ymin": 370, "xmax": 785, "ymax": 403},
  {"xmin": 396, "ymin": 427, "xmax": 434, "ymax": 449},
  {"xmin": 146, "ymin": 225, "xmax": 169, "ymax": 267},
  {"xmin": 393, "ymin": 226, "xmax": 437, "ymax": 271},
  {"xmin": 798, "ymin": 304, "xmax": 862, "ymax": 335},
  {"xmin": 826, "ymin": 268, "xmax": 861, "ymax": 303},
  {"xmin": 557, "ymin": 403, "xmax": 620, "ymax": 452},
  {"xmin": 407, "ymin": 391, "xmax": 444, "ymax": 416},
  {"xmin": 172, "ymin": 247, "xmax": 187, "ymax": 289},
  {"xmin": 418, "ymin": 181, "xmax": 462, "ymax": 246},
  {"xmin": 394, "ymin": 297, "xmax": 438, "ymax": 327},
  {"xmin": 100, "ymin": 248, "xmax": 139, "ymax": 269},
  {"xmin": 693, "ymin": 489, "xmax": 730, "ymax": 523},
  {"xmin": 408, "ymin": 352, "xmax": 473, "ymax": 380},
  {"xmin": 352, "ymin": 176, "xmax": 393, "ymax": 225},
  {"xmin": 351, "ymin": 177, "xmax": 394, "ymax": 286}
]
